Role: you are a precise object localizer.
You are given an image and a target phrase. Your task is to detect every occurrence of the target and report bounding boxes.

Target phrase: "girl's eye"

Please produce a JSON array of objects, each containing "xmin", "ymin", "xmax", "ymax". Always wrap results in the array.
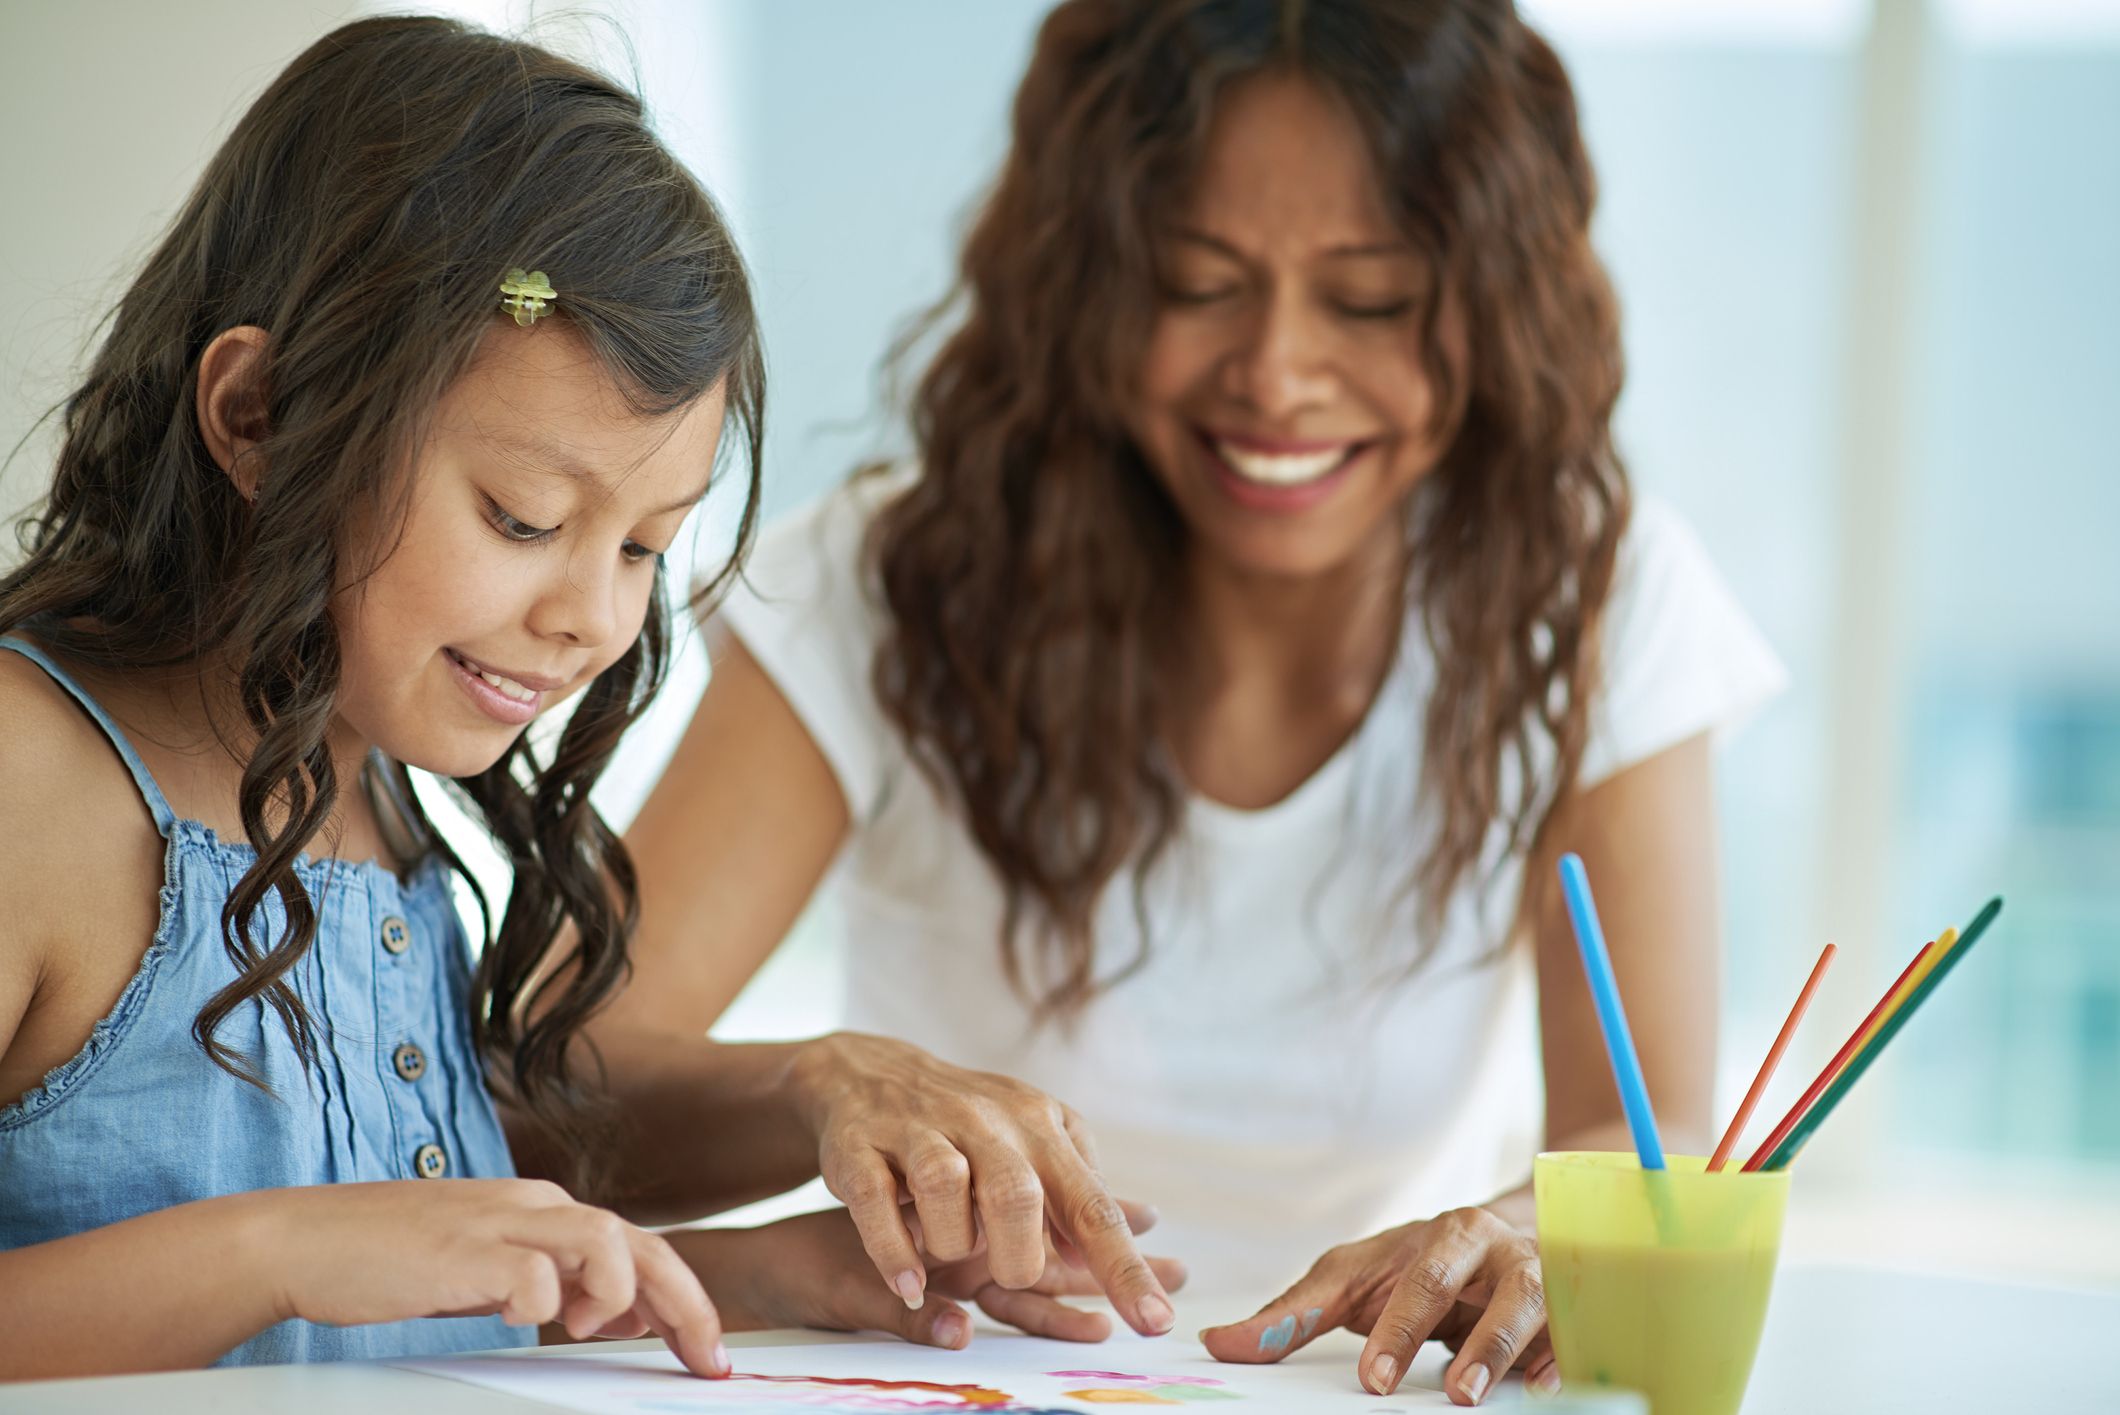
[
  {"xmin": 487, "ymin": 495, "xmax": 664, "ymax": 565},
  {"xmin": 485, "ymin": 498, "xmax": 557, "ymax": 544}
]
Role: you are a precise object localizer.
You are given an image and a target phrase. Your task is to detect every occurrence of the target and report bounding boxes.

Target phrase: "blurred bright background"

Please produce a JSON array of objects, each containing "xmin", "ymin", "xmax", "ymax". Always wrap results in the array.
[{"xmin": 4, "ymin": 1, "xmax": 2115, "ymax": 1288}]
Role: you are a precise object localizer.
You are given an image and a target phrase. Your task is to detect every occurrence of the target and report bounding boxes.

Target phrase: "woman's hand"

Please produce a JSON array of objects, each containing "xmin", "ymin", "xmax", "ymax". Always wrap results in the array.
[
  {"xmin": 1200, "ymin": 1207, "xmax": 1558, "ymax": 1405},
  {"xmin": 268, "ymin": 1179, "xmax": 728, "ymax": 1377},
  {"xmin": 786, "ymin": 1031, "xmax": 1176, "ymax": 1335},
  {"xmin": 677, "ymin": 1203, "xmax": 1187, "ymax": 1347}
]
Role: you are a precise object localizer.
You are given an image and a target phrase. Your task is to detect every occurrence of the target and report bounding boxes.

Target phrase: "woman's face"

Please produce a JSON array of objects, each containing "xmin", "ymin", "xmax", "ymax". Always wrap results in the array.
[{"xmin": 1130, "ymin": 70, "xmax": 1463, "ymax": 582}]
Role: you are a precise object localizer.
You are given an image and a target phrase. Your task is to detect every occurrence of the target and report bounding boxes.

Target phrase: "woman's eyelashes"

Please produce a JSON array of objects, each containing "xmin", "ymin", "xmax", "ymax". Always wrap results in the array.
[
  {"xmin": 1331, "ymin": 297, "xmax": 1414, "ymax": 321},
  {"xmin": 1157, "ymin": 280, "xmax": 1416, "ymax": 322},
  {"xmin": 480, "ymin": 494, "xmax": 664, "ymax": 564},
  {"xmin": 1163, "ymin": 281, "xmax": 1239, "ymax": 307}
]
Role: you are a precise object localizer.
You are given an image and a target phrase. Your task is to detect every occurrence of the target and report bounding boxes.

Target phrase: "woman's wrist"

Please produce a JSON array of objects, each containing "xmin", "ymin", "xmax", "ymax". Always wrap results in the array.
[
  {"xmin": 784, "ymin": 1031, "xmax": 873, "ymax": 1138},
  {"xmin": 1482, "ymin": 1184, "xmax": 1536, "ymax": 1236}
]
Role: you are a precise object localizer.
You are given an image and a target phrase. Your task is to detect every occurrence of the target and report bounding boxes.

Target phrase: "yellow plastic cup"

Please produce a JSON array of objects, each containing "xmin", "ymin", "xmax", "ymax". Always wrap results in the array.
[{"xmin": 1535, "ymin": 1152, "xmax": 1790, "ymax": 1415}]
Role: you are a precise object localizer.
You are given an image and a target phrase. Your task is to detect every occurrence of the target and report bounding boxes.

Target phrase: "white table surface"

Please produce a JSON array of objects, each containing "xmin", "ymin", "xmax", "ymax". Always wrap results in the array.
[{"xmin": 4, "ymin": 1265, "xmax": 2114, "ymax": 1413}]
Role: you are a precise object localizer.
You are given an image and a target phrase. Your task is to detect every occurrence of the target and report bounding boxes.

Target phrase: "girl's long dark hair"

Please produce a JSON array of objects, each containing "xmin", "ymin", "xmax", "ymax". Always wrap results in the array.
[
  {"xmin": 0, "ymin": 15, "xmax": 763, "ymax": 1179},
  {"xmin": 870, "ymin": 0, "xmax": 1628, "ymax": 1013}
]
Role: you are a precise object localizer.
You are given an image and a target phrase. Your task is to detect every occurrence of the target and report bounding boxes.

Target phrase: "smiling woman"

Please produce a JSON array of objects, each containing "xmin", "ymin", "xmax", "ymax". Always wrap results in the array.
[
  {"xmin": 1131, "ymin": 71, "xmax": 1467, "ymax": 578},
  {"xmin": 605, "ymin": 0, "xmax": 1784, "ymax": 1405}
]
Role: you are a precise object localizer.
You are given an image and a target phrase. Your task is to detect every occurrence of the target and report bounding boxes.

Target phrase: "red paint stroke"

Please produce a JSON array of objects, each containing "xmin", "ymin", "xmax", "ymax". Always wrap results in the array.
[{"xmin": 728, "ymin": 1372, "xmax": 1018, "ymax": 1407}]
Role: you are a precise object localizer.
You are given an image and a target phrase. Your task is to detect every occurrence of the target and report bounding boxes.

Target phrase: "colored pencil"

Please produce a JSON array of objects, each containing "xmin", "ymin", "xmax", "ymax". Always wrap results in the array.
[
  {"xmin": 1758, "ymin": 898, "xmax": 2002, "ymax": 1170},
  {"xmin": 1708, "ymin": 941, "xmax": 1837, "ymax": 1172},
  {"xmin": 1558, "ymin": 853, "xmax": 1665, "ymax": 1170},
  {"xmin": 1738, "ymin": 938, "xmax": 1934, "ymax": 1172},
  {"xmin": 1837, "ymin": 926, "xmax": 1955, "ymax": 1078}
]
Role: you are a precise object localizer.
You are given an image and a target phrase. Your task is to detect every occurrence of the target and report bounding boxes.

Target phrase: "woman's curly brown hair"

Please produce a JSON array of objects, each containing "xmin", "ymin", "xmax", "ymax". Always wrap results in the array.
[{"xmin": 868, "ymin": 0, "xmax": 1630, "ymax": 1013}]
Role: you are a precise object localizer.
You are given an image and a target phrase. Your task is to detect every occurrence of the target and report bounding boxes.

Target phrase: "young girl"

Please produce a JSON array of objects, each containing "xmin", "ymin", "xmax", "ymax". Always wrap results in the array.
[
  {"xmin": 0, "ymin": 15, "xmax": 1116, "ymax": 1380},
  {"xmin": 604, "ymin": 0, "xmax": 1783, "ymax": 1405}
]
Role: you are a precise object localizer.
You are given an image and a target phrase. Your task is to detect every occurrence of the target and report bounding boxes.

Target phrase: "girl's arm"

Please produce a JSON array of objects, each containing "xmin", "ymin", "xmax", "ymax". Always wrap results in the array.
[
  {"xmin": 550, "ymin": 634, "xmax": 1174, "ymax": 1336},
  {"xmin": 0, "ymin": 1181, "xmax": 730, "ymax": 1380},
  {"xmin": 1199, "ymin": 732, "xmax": 1722, "ymax": 1405},
  {"xmin": 0, "ymin": 1192, "xmax": 308, "ymax": 1377}
]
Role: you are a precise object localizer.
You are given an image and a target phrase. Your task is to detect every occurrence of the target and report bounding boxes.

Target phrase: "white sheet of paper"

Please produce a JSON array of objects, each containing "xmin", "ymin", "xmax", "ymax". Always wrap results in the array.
[{"xmin": 398, "ymin": 1327, "xmax": 1484, "ymax": 1412}]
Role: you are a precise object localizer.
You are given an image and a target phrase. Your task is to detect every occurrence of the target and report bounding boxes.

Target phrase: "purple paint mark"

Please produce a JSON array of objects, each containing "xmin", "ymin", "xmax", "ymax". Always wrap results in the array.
[{"xmin": 1048, "ymin": 1371, "xmax": 1226, "ymax": 1386}]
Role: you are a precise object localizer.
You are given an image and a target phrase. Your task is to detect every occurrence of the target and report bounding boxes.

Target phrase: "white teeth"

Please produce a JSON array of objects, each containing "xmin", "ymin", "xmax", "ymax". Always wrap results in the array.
[
  {"xmin": 477, "ymin": 669, "xmax": 536, "ymax": 703},
  {"xmin": 456, "ymin": 654, "xmax": 537, "ymax": 702},
  {"xmin": 1213, "ymin": 440, "xmax": 1352, "ymax": 486}
]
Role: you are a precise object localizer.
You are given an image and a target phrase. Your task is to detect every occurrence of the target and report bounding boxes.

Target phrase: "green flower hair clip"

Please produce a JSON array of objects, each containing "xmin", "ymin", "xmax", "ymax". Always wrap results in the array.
[{"xmin": 498, "ymin": 268, "xmax": 558, "ymax": 326}]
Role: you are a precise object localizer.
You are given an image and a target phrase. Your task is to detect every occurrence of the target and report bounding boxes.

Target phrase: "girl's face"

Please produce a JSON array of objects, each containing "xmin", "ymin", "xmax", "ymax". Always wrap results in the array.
[
  {"xmin": 1130, "ymin": 70, "xmax": 1464, "ymax": 582},
  {"xmin": 332, "ymin": 326, "xmax": 725, "ymax": 779}
]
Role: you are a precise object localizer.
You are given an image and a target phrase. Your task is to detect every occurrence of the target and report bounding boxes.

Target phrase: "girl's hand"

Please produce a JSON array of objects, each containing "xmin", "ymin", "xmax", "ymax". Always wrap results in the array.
[
  {"xmin": 268, "ymin": 1179, "xmax": 729, "ymax": 1376},
  {"xmin": 787, "ymin": 1031, "xmax": 1175, "ymax": 1335},
  {"xmin": 1200, "ymin": 1207, "xmax": 1559, "ymax": 1405},
  {"xmin": 689, "ymin": 1202, "xmax": 1187, "ymax": 1347}
]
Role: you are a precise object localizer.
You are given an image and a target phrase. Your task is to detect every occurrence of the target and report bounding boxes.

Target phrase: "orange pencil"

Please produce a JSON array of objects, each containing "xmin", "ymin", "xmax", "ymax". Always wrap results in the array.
[{"xmin": 1708, "ymin": 942, "xmax": 1837, "ymax": 1172}]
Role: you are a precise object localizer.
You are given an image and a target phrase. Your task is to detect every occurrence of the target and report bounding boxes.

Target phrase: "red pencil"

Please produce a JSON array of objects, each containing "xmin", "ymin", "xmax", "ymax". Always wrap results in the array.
[
  {"xmin": 1708, "ymin": 941, "xmax": 1837, "ymax": 1171},
  {"xmin": 1740, "ymin": 939, "xmax": 1933, "ymax": 1172}
]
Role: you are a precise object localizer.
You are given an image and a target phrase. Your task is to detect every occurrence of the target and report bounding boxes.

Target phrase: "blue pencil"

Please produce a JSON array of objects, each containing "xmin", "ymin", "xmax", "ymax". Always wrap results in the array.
[{"xmin": 1559, "ymin": 853, "xmax": 1667, "ymax": 1170}]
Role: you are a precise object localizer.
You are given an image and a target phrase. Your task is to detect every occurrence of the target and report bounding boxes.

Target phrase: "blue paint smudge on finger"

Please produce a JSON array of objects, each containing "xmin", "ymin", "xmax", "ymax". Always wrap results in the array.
[
  {"xmin": 1299, "ymin": 1306, "xmax": 1324, "ymax": 1340},
  {"xmin": 1257, "ymin": 1314, "xmax": 1297, "ymax": 1354}
]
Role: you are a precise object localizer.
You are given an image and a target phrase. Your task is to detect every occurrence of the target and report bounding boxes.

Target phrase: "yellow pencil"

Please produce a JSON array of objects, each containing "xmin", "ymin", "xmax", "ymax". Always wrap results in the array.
[{"xmin": 1834, "ymin": 926, "xmax": 1958, "ymax": 1080}]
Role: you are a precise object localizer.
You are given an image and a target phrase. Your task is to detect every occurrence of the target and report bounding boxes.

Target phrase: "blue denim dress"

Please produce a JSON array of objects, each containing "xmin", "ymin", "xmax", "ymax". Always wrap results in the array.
[{"xmin": 0, "ymin": 636, "xmax": 534, "ymax": 1364}]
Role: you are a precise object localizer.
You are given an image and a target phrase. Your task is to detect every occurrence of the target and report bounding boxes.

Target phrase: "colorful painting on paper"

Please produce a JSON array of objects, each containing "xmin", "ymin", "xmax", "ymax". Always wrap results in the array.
[{"xmin": 396, "ymin": 1330, "xmax": 1455, "ymax": 1413}]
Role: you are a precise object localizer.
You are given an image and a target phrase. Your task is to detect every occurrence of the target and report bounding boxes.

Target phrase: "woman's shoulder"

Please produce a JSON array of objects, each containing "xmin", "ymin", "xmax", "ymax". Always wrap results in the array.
[
  {"xmin": 748, "ymin": 464, "xmax": 912, "ymax": 577},
  {"xmin": 709, "ymin": 468, "xmax": 920, "ymax": 822},
  {"xmin": 1602, "ymin": 493, "xmax": 1774, "ymax": 659},
  {"xmin": 718, "ymin": 465, "xmax": 915, "ymax": 639},
  {"xmin": 1580, "ymin": 494, "xmax": 1786, "ymax": 787},
  {"xmin": 1615, "ymin": 494, "xmax": 1719, "ymax": 594}
]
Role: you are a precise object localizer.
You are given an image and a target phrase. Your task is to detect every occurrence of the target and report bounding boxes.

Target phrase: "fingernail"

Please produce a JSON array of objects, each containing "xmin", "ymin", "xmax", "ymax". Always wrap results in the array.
[
  {"xmin": 1460, "ymin": 1363, "xmax": 1491, "ymax": 1404},
  {"xmin": 711, "ymin": 1341, "xmax": 729, "ymax": 1376},
  {"xmin": 1368, "ymin": 1354, "xmax": 1399, "ymax": 1394},
  {"xmin": 934, "ymin": 1311, "xmax": 970, "ymax": 1348},
  {"xmin": 1137, "ymin": 1294, "xmax": 1174, "ymax": 1334},
  {"xmin": 893, "ymin": 1270, "xmax": 925, "ymax": 1309}
]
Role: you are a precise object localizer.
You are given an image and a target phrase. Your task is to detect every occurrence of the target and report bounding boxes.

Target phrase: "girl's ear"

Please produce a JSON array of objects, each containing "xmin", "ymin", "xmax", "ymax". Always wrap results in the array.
[{"xmin": 195, "ymin": 326, "xmax": 272, "ymax": 500}]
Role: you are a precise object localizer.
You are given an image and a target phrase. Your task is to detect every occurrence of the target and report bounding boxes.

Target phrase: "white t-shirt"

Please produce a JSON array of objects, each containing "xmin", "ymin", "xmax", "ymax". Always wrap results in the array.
[{"xmin": 716, "ymin": 472, "xmax": 1784, "ymax": 1297}]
